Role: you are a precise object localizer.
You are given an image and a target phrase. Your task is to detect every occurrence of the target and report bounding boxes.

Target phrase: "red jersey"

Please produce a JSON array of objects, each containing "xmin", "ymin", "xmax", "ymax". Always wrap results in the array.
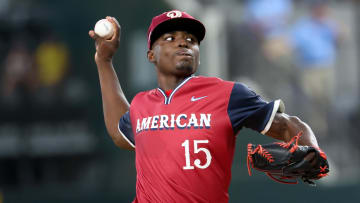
[{"xmin": 118, "ymin": 76, "xmax": 284, "ymax": 202}]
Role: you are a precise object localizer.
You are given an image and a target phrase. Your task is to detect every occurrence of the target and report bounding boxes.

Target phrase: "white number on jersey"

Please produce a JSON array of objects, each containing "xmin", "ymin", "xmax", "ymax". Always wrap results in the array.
[{"xmin": 181, "ymin": 140, "xmax": 212, "ymax": 170}]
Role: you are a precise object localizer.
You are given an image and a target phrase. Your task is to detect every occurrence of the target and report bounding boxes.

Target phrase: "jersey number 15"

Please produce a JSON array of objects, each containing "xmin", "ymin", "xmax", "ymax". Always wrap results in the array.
[{"xmin": 182, "ymin": 140, "xmax": 212, "ymax": 170}]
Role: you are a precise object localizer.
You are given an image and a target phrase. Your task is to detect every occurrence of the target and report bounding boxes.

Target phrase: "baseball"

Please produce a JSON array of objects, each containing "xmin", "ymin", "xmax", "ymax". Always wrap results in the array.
[{"xmin": 94, "ymin": 19, "xmax": 114, "ymax": 39}]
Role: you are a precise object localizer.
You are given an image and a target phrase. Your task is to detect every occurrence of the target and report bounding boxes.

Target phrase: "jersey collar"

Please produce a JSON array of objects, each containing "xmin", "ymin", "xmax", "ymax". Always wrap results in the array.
[{"xmin": 157, "ymin": 75, "xmax": 194, "ymax": 105}]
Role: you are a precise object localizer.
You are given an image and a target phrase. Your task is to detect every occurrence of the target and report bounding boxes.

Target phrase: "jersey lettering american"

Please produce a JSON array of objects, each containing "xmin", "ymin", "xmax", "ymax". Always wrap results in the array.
[{"xmin": 118, "ymin": 76, "xmax": 284, "ymax": 203}]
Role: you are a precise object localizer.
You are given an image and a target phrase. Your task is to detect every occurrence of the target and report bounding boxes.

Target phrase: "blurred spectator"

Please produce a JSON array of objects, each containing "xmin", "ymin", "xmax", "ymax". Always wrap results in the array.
[
  {"xmin": 289, "ymin": 0, "xmax": 340, "ymax": 138},
  {"xmin": 35, "ymin": 33, "xmax": 69, "ymax": 88},
  {"xmin": 290, "ymin": 2, "xmax": 338, "ymax": 69},
  {"xmin": 33, "ymin": 32, "xmax": 70, "ymax": 105},
  {"xmin": 1, "ymin": 37, "xmax": 37, "ymax": 107},
  {"xmin": 1, "ymin": 31, "xmax": 70, "ymax": 106}
]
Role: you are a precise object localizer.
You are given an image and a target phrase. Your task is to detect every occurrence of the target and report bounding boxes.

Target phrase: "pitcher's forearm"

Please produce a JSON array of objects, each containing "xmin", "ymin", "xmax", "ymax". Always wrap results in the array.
[
  {"xmin": 267, "ymin": 113, "xmax": 319, "ymax": 148},
  {"xmin": 96, "ymin": 59, "xmax": 129, "ymax": 134},
  {"xmin": 96, "ymin": 59, "xmax": 129, "ymax": 110}
]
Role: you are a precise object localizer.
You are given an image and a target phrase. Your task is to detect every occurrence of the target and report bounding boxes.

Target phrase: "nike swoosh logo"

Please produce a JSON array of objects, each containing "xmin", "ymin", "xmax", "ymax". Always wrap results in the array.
[{"xmin": 191, "ymin": 96, "xmax": 208, "ymax": 102}]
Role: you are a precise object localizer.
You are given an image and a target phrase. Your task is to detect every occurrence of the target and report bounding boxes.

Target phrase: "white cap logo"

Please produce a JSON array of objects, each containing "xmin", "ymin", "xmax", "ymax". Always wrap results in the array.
[{"xmin": 166, "ymin": 10, "xmax": 182, "ymax": 18}]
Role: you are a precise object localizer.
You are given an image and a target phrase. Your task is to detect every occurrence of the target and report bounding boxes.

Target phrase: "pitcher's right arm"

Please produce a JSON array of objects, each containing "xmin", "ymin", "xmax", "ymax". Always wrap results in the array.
[{"xmin": 89, "ymin": 17, "xmax": 133, "ymax": 150}]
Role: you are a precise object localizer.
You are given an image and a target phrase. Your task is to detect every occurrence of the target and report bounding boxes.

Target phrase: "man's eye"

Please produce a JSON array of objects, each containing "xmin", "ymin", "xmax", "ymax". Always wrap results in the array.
[
  {"xmin": 165, "ymin": 37, "xmax": 174, "ymax": 41},
  {"xmin": 186, "ymin": 37, "xmax": 193, "ymax": 42}
]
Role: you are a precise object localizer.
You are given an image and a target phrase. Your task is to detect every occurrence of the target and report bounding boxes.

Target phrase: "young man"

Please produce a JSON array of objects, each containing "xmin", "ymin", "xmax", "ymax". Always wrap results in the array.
[{"xmin": 89, "ymin": 10, "xmax": 322, "ymax": 203}]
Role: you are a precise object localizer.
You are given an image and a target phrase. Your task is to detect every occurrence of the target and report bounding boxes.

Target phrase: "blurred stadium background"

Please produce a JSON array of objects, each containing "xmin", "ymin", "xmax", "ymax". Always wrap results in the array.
[{"xmin": 0, "ymin": 0, "xmax": 359, "ymax": 202}]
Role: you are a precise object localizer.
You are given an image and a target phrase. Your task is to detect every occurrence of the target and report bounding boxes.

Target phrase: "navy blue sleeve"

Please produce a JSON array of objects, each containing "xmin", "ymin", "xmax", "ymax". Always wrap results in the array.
[
  {"xmin": 118, "ymin": 111, "xmax": 135, "ymax": 148},
  {"xmin": 227, "ymin": 83, "xmax": 284, "ymax": 134}
]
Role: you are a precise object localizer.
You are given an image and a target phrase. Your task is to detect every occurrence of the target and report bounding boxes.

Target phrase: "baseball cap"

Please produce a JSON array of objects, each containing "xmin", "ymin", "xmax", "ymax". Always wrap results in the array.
[{"xmin": 147, "ymin": 10, "xmax": 206, "ymax": 49}]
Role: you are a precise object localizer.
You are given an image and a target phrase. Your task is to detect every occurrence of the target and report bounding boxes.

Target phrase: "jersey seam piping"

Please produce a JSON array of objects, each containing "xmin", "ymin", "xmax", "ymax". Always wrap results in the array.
[{"xmin": 118, "ymin": 125, "xmax": 135, "ymax": 148}]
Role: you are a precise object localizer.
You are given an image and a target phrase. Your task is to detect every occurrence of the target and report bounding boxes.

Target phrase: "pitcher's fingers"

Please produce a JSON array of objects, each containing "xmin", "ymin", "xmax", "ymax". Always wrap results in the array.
[
  {"xmin": 112, "ymin": 17, "xmax": 120, "ymax": 28},
  {"xmin": 106, "ymin": 16, "xmax": 120, "ymax": 41}
]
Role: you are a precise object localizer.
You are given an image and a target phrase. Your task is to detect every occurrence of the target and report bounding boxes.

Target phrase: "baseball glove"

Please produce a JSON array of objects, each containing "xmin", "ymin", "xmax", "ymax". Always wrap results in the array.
[{"xmin": 247, "ymin": 132, "xmax": 329, "ymax": 186}]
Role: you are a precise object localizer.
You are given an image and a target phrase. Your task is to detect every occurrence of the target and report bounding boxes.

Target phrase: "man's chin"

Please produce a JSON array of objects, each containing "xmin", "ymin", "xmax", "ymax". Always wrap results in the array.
[{"xmin": 175, "ymin": 62, "xmax": 195, "ymax": 74}]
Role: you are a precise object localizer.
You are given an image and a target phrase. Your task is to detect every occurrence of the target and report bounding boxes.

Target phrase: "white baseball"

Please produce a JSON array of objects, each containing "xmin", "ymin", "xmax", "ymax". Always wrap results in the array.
[{"xmin": 94, "ymin": 19, "xmax": 114, "ymax": 39}]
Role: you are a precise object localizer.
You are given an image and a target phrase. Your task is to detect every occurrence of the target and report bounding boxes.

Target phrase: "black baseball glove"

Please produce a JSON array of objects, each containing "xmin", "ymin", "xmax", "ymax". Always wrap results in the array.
[{"xmin": 247, "ymin": 132, "xmax": 329, "ymax": 185}]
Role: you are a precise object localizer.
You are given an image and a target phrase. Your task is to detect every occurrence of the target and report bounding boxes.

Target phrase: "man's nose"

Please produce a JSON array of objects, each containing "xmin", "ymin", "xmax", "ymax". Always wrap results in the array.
[{"xmin": 177, "ymin": 38, "xmax": 189, "ymax": 48}]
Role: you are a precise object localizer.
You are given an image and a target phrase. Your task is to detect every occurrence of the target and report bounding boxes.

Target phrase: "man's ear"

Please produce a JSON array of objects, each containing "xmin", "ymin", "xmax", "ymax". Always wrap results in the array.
[{"xmin": 147, "ymin": 50, "xmax": 155, "ymax": 63}]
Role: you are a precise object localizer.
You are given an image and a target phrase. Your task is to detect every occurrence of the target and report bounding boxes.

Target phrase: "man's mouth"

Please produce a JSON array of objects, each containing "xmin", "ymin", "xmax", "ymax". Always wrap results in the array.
[{"xmin": 175, "ymin": 50, "xmax": 193, "ymax": 57}]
